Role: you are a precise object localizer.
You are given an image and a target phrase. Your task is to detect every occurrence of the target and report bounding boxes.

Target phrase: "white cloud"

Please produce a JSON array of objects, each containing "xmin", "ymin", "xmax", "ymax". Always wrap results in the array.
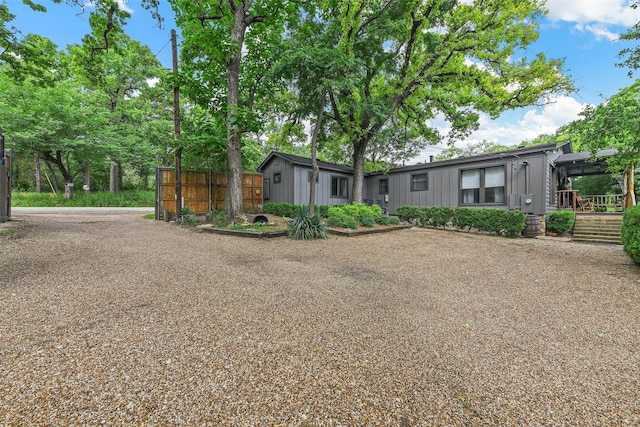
[
  {"xmin": 413, "ymin": 96, "xmax": 589, "ymax": 163},
  {"xmin": 546, "ymin": 0, "xmax": 640, "ymax": 39},
  {"xmin": 116, "ymin": 0, "xmax": 135, "ymax": 15}
]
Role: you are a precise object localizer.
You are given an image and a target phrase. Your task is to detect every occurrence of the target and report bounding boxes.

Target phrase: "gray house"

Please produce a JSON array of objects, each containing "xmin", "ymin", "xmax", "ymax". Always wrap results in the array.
[
  {"xmin": 258, "ymin": 152, "xmax": 354, "ymax": 207},
  {"xmin": 258, "ymin": 142, "xmax": 572, "ymax": 216}
]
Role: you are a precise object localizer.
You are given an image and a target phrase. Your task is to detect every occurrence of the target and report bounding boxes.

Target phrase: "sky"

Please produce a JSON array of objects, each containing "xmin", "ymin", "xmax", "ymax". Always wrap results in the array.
[{"xmin": 5, "ymin": 0, "xmax": 640, "ymax": 164}]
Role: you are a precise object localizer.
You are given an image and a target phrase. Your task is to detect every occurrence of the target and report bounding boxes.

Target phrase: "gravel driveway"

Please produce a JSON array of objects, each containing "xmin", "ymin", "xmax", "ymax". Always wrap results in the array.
[{"xmin": 1, "ymin": 209, "xmax": 639, "ymax": 425}]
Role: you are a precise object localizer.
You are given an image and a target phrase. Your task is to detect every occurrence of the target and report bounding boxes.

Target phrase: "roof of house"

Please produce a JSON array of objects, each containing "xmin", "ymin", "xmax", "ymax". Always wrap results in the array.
[
  {"xmin": 368, "ymin": 141, "xmax": 568, "ymax": 175},
  {"xmin": 555, "ymin": 148, "xmax": 617, "ymax": 164},
  {"xmin": 257, "ymin": 151, "xmax": 354, "ymax": 174}
]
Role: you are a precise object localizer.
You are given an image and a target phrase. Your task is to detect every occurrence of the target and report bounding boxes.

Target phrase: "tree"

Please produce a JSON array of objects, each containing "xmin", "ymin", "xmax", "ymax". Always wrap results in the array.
[
  {"xmin": 617, "ymin": 0, "xmax": 640, "ymax": 76},
  {"xmin": 69, "ymin": 20, "xmax": 167, "ymax": 193},
  {"xmin": 0, "ymin": 69, "xmax": 113, "ymax": 198},
  {"xmin": 171, "ymin": 0, "xmax": 295, "ymax": 221},
  {"xmin": 315, "ymin": 0, "xmax": 573, "ymax": 202},
  {"xmin": 576, "ymin": 80, "xmax": 640, "ymax": 206}
]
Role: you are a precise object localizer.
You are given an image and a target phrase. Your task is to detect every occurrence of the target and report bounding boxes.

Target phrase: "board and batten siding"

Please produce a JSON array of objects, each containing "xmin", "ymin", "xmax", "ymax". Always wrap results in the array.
[
  {"xmin": 370, "ymin": 149, "xmax": 558, "ymax": 216},
  {"xmin": 261, "ymin": 156, "xmax": 295, "ymax": 204},
  {"xmin": 293, "ymin": 165, "xmax": 352, "ymax": 206}
]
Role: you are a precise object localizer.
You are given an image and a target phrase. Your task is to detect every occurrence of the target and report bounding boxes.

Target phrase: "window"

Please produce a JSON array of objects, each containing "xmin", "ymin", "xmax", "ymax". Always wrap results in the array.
[
  {"xmin": 274, "ymin": 172, "xmax": 282, "ymax": 184},
  {"xmin": 460, "ymin": 166, "xmax": 505, "ymax": 205},
  {"xmin": 331, "ymin": 176, "xmax": 348, "ymax": 198},
  {"xmin": 411, "ymin": 173, "xmax": 428, "ymax": 191},
  {"xmin": 379, "ymin": 178, "xmax": 389, "ymax": 194}
]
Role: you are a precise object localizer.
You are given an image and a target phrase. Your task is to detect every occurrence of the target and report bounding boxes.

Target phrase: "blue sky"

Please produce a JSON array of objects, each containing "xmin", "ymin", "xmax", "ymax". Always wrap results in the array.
[{"xmin": 5, "ymin": 0, "xmax": 640, "ymax": 163}]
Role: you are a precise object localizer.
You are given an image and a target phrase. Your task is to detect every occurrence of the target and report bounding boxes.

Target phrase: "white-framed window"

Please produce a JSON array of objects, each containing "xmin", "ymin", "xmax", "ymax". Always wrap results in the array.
[{"xmin": 460, "ymin": 166, "xmax": 505, "ymax": 205}]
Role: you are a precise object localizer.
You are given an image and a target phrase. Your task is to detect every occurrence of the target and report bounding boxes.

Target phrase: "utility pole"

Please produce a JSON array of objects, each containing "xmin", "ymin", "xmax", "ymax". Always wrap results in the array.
[{"xmin": 171, "ymin": 29, "xmax": 182, "ymax": 218}]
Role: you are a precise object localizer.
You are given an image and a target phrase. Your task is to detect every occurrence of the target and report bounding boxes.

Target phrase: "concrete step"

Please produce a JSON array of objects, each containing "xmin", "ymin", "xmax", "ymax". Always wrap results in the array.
[{"xmin": 572, "ymin": 214, "xmax": 623, "ymax": 245}]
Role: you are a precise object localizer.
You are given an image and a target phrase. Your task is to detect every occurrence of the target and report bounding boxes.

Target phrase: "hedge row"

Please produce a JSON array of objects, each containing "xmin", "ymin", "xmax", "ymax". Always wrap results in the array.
[
  {"xmin": 396, "ymin": 205, "xmax": 525, "ymax": 238},
  {"xmin": 263, "ymin": 202, "xmax": 329, "ymax": 218},
  {"xmin": 622, "ymin": 206, "xmax": 640, "ymax": 264},
  {"xmin": 327, "ymin": 203, "xmax": 399, "ymax": 229}
]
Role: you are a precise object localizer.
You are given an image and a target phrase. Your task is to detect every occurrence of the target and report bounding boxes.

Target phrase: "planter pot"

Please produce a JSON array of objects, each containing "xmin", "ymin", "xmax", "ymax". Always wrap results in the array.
[{"xmin": 546, "ymin": 232, "xmax": 558, "ymax": 237}]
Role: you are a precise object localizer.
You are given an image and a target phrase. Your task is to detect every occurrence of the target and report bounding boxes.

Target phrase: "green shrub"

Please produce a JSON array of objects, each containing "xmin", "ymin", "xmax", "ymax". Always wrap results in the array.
[
  {"xmin": 375, "ymin": 215, "xmax": 391, "ymax": 225},
  {"xmin": 546, "ymin": 210, "xmax": 575, "ymax": 236},
  {"xmin": 388, "ymin": 216, "xmax": 400, "ymax": 225},
  {"xmin": 262, "ymin": 202, "xmax": 297, "ymax": 217},
  {"xmin": 207, "ymin": 210, "xmax": 227, "ymax": 227},
  {"xmin": 622, "ymin": 206, "xmax": 640, "ymax": 264},
  {"xmin": 396, "ymin": 205, "xmax": 525, "ymax": 237},
  {"xmin": 342, "ymin": 216, "xmax": 359, "ymax": 229},
  {"xmin": 360, "ymin": 213, "xmax": 375, "ymax": 227},
  {"xmin": 287, "ymin": 205, "xmax": 327, "ymax": 240}
]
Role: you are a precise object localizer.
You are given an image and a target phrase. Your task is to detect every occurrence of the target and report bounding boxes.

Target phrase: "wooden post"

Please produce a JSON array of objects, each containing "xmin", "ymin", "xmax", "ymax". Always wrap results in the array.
[{"xmin": 172, "ymin": 29, "xmax": 182, "ymax": 218}]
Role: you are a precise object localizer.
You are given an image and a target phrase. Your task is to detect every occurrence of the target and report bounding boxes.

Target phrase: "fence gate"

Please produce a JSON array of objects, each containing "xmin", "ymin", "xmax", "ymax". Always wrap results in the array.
[{"xmin": 155, "ymin": 167, "xmax": 263, "ymax": 220}]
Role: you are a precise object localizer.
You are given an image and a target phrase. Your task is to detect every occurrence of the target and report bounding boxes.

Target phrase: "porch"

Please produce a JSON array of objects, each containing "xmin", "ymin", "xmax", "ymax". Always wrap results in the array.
[{"xmin": 556, "ymin": 190, "xmax": 624, "ymax": 212}]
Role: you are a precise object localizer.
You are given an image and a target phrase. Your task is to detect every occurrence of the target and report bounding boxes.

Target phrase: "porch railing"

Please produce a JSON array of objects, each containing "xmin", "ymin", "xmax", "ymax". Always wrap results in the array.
[{"xmin": 556, "ymin": 190, "xmax": 624, "ymax": 211}]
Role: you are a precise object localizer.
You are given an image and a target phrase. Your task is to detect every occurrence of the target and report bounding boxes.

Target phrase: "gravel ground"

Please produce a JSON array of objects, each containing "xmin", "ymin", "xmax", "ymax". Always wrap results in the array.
[{"xmin": 1, "ymin": 209, "xmax": 639, "ymax": 426}]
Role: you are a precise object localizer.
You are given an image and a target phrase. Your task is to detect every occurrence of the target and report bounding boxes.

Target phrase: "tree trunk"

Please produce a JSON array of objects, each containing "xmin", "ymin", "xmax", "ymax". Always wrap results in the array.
[
  {"xmin": 34, "ymin": 153, "xmax": 41, "ymax": 193},
  {"xmin": 83, "ymin": 162, "xmax": 90, "ymax": 196},
  {"xmin": 308, "ymin": 95, "xmax": 325, "ymax": 216},
  {"xmin": 351, "ymin": 140, "xmax": 368, "ymax": 203},
  {"xmin": 626, "ymin": 162, "xmax": 636, "ymax": 207},
  {"xmin": 110, "ymin": 163, "xmax": 120, "ymax": 193},
  {"xmin": 224, "ymin": 3, "xmax": 251, "ymax": 222}
]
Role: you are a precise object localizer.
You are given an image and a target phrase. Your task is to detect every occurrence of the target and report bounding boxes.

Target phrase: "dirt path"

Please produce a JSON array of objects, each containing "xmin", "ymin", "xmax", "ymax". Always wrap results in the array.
[{"xmin": 1, "ymin": 210, "xmax": 639, "ymax": 425}]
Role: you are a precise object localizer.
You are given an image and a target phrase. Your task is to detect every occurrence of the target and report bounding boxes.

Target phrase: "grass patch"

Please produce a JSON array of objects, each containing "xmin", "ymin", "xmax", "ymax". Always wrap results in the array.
[
  {"xmin": 12, "ymin": 190, "xmax": 154, "ymax": 207},
  {"xmin": 143, "ymin": 213, "xmax": 155, "ymax": 220},
  {"xmin": 0, "ymin": 228, "xmax": 16, "ymax": 238}
]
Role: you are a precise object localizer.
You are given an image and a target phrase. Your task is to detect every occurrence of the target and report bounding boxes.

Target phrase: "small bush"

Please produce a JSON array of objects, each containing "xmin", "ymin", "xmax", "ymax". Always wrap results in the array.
[
  {"xmin": 262, "ymin": 202, "xmax": 297, "ymax": 217},
  {"xmin": 388, "ymin": 216, "xmax": 400, "ymax": 225},
  {"xmin": 288, "ymin": 205, "xmax": 327, "ymax": 240},
  {"xmin": 622, "ymin": 206, "xmax": 640, "ymax": 264},
  {"xmin": 546, "ymin": 210, "xmax": 575, "ymax": 236},
  {"xmin": 342, "ymin": 216, "xmax": 359, "ymax": 229},
  {"xmin": 360, "ymin": 213, "xmax": 375, "ymax": 227},
  {"xmin": 375, "ymin": 215, "xmax": 391, "ymax": 225},
  {"xmin": 207, "ymin": 210, "xmax": 227, "ymax": 227}
]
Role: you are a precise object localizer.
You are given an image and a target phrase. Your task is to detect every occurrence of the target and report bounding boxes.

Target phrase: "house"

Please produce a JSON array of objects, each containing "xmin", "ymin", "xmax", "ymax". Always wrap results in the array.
[{"xmin": 257, "ymin": 142, "xmax": 574, "ymax": 216}]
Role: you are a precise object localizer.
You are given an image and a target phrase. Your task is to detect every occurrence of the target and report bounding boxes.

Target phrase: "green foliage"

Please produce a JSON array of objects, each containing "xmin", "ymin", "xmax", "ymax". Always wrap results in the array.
[
  {"xmin": 571, "ymin": 175, "xmax": 621, "ymax": 196},
  {"xmin": 287, "ymin": 205, "xmax": 327, "ymax": 240},
  {"xmin": 11, "ymin": 190, "xmax": 154, "ymax": 207},
  {"xmin": 360, "ymin": 213, "xmax": 375, "ymax": 227},
  {"xmin": 263, "ymin": 202, "xmax": 332, "ymax": 219},
  {"xmin": 398, "ymin": 206, "xmax": 525, "ymax": 238},
  {"xmin": 178, "ymin": 205, "xmax": 196, "ymax": 226},
  {"xmin": 575, "ymin": 80, "xmax": 640, "ymax": 174},
  {"xmin": 375, "ymin": 214, "xmax": 390, "ymax": 225},
  {"xmin": 621, "ymin": 206, "xmax": 640, "ymax": 263},
  {"xmin": 546, "ymin": 210, "xmax": 576, "ymax": 236},
  {"xmin": 206, "ymin": 210, "xmax": 228, "ymax": 227},
  {"xmin": 262, "ymin": 202, "xmax": 300, "ymax": 218},
  {"xmin": 326, "ymin": 203, "xmax": 385, "ymax": 228}
]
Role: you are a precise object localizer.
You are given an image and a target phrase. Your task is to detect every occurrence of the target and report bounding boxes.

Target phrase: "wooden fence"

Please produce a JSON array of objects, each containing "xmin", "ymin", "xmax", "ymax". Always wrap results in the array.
[
  {"xmin": 155, "ymin": 167, "xmax": 263, "ymax": 220},
  {"xmin": 0, "ymin": 150, "xmax": 11, "ymax": 223}
]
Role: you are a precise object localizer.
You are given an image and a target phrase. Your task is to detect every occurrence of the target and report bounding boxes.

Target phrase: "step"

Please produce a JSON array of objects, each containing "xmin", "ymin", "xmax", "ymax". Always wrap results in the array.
[
  {"xmin": 572, "ymin": 235, "xmax": 622, "ymax": 245},
  {"xmin": 571, "ymin": 214, "xmax": 622, "ymax": 245}
]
